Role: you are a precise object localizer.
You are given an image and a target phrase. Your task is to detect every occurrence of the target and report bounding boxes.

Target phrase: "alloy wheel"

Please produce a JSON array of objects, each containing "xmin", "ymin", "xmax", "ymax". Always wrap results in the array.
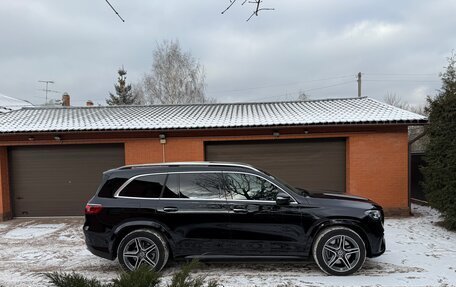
[
  {"xmin": 322, "ymin": 235, "xmax": 361, "ymax": 273},
  {"xmin": 123, "ymin": 237, "xmax": 159, "ymax": 271}
]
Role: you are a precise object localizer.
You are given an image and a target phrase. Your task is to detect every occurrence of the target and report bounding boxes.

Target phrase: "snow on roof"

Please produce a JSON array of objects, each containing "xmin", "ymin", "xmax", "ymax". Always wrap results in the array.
[
  {"xmin": 0, "ymin": 93, "xmax": 33, "ymax": 113},
  {"xmin": 0, "ymin": 97, "xmax": 427, "ymax": 134}
]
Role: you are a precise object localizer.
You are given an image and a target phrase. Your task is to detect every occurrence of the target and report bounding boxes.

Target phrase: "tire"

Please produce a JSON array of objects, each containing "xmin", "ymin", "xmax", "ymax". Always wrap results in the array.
[
  {"xmin": 312, "ymin": 226, "xmax": 366, "ymax": 276},
  {"xmin": 117, "ymin": 229, "xmax": 169, "ymax": 272}
]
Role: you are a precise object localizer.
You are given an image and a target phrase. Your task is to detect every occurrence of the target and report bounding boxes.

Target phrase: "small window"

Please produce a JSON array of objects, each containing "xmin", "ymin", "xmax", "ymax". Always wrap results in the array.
[
  {"xmin": 161, "ymin": 174, "xmax": 180, "ymax": 198},
  {"xmin": 98, "ymin": 177, "xmax": 128, "ymax": 198},
  {"xmin": 119, "ymin": 174, "xmax": 166, "ymax": 198},
  {"xmin": 179, "ymin": 173, "xmax": 224, "ymax": 199},
  {"xmin": 223, "ymin": 173, "xmax": 281, "ymax": 201}
]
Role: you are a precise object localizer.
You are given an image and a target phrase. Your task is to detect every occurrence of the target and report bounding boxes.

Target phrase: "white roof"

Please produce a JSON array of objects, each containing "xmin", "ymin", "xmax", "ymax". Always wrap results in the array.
[
  {"xmin": 0, "ymin": 93, "xmax": 33, "ymax": 113},
  {"xmin": 0, "ymin": 97, "xmax": 427, "ymax": 133}
]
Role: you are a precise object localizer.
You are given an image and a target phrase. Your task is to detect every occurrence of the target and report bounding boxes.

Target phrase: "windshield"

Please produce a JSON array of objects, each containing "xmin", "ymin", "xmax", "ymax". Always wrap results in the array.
[{"xmin": 258, "ymin": 168, "xmax": 309, "ymax": 196}]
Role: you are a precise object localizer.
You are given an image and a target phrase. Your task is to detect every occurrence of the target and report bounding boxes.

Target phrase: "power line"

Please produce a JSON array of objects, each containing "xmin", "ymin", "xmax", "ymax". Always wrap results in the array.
[
  {"xmin": 364, "ymin": 73, "xmax": 437, "ymax": 76},
  {"xmin": 207, "ymin": 72, "xmax": 440, "ymax": 96},
  {"xmin": 242, "ymin": 80, "xmax": 354, "ymax": 102},
  {"xmin": 207, "ymin": 75, "xmax": 353, "ymax": 94},
  {"xmin": 301, "ymin": 80, "xmax": 354, "ymax": 92},
  {"xmin": 364, "ymin": 79, "xmax": 440, "ymax": 83},
  {"xmin": 104, "ymin": 0, "xmax": 125, "ymax": 22}
]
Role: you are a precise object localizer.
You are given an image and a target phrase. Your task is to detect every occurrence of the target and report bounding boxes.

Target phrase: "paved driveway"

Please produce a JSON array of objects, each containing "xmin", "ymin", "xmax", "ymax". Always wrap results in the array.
[{"xmin": 0, "ymin": 205, "xmax": 455, "ymax": 287}]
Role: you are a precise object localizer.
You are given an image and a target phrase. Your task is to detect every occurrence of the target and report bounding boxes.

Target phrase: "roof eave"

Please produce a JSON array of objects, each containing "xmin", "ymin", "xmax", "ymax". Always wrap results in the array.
[{"xmin": 0, "ymin": 120, "xmax": 429, "ymax": 135}]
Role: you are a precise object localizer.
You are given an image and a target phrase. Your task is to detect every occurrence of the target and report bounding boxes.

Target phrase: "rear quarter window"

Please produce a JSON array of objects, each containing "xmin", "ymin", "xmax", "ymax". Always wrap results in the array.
[
  {"xmin": 97, "ymin": 177, "xmax": 128, "ymax": 198},
  {"xmin": 119, "ymin": 174, "xmax": 166, "ymax": 198}
]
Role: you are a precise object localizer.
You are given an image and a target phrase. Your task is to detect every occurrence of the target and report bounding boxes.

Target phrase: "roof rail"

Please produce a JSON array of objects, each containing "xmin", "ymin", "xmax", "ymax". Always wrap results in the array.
[{"xmin": 117, "ymin": 161, "xmax": 260, "ymax": 172}]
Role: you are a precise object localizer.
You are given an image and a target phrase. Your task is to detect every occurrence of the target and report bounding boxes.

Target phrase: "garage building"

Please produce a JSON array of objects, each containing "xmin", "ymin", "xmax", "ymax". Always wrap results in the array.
[{"xmin": 0, "ymin": 97, "xmax": 427, "ymax": 219}]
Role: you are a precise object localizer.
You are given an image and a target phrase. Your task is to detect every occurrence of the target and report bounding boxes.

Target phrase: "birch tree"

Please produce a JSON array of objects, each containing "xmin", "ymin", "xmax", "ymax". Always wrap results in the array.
[{"xmin": 142, "ymin": 40, "xmax": 213, "ymax": 105}]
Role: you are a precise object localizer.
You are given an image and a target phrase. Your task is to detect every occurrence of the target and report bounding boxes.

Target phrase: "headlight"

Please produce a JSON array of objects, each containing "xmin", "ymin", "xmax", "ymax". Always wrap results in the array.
[{"xmin": 365, "ymin": 209, "xmax": 382, "ymax": 220}]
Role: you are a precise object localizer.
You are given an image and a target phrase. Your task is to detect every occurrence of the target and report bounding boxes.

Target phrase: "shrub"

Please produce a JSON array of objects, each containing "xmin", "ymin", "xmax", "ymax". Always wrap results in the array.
[
  {"xmin": 45, "ymin": 272, "xmax": 104, "ymax": 287},
  {"xmin": 45, "ymin": 260, "xmax": 218, "ymax": 287},
  {"xmin": 167, "ymin": 260, "xmax": 218, "ymax": 287},
  {"xmin": 111, "ymin": 266, "xmax": 161, "ymax": 287}
]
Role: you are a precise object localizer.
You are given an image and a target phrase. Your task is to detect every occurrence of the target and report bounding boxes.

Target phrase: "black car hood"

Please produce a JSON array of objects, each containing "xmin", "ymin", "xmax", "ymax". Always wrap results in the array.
[
  {"xmin": 295, "ymin": 188, "xmax": 381, "ymax": 210},
  {"xmin": 308, "ymin": 192, "xmax": 371, "ymax": 203}
]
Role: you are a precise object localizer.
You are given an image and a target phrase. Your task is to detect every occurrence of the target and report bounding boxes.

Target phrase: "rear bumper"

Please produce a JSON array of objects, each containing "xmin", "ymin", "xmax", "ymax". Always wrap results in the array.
[{"xmin": 83, "ymin": 228, "xmax": 115, "ymax": 260}]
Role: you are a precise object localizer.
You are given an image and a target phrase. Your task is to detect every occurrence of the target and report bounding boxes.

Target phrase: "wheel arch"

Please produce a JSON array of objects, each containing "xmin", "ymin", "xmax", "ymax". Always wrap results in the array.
[
  {"xmin": 111, "ymin": 220, "xmax": 175, "ymax": 259},
  {"xmin": 306, "ymin": 219, "xmax": 372, "ymax": 257}
]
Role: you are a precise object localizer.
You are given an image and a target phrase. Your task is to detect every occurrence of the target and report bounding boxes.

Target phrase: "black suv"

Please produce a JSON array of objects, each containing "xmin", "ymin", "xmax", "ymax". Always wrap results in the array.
[{"xmin": 84, "ymin": 162, "xmax": 385, "ymax": 276}]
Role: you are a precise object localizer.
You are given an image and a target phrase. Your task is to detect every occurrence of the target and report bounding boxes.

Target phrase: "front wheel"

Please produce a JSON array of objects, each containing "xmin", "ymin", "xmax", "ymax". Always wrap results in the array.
[
  {"xmin": 312, "ymin": 226, "xmax": 366, "ymax": 276},
  {"xmin": 117, "ymin": 229, "xmax": 169, "ymax": 272}
]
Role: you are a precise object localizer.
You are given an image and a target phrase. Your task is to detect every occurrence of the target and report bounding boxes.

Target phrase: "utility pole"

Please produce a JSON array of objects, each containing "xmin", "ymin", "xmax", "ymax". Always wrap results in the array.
[
  {"xmin": 38, "ymin": 80, "xmax": 56, "ymax": 103},
  {"xmin": 357, "ymin": 72, "xmax": 362, "ymax": 97}
]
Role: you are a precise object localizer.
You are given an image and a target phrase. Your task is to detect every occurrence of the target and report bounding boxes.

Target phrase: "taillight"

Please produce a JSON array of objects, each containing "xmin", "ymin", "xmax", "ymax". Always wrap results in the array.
[{"xmin": 85, "ymin": 204, "xmax": 103, "ymax": 215}]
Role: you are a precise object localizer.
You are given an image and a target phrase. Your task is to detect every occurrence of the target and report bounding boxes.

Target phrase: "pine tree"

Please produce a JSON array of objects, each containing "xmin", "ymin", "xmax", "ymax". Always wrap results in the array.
[
  {"xmin": 422, "ymin": 54, "xmax": 456, "ymax": 230},
  {"xmin": 106, "ymin": 67, "xmax": 139, "ymax": 105}
]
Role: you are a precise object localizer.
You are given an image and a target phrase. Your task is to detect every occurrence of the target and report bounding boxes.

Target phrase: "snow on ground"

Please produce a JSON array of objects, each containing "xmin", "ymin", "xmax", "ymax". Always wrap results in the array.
[{"xmin": 0, "ymin": 204, "xmax": 455, "ymax": 287}]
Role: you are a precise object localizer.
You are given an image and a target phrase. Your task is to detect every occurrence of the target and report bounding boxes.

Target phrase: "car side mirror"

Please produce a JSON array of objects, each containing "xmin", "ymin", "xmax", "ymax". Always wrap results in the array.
[{"xmin": 276, "ymin": 193, "xmax": 291, "ymax": 205}]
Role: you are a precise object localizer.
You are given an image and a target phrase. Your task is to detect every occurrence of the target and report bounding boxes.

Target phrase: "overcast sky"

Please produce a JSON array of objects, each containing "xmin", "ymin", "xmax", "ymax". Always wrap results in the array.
[{"xmin": 0, "ymin": 0, "xmax": 455, "ymax": 107}]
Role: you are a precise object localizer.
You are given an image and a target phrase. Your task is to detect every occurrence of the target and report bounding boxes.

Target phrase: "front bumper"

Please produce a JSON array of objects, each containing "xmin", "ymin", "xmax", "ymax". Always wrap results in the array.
[{"xmin": 369, "ymin": 236, "xmax": 386, "ymax": 257}]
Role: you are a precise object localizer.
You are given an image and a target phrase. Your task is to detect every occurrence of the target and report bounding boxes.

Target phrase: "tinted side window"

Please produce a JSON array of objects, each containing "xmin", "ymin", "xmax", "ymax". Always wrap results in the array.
[
  {"xmin": 162, "ymin": 174, "xmax": 180, "ymax": 198},
  {"xmin": 179, "ymin": 173, "xmax": 224, "ymax": 199},
  {"xmin": 119, "ymin": 174, "xmax": 166, "ymax": 198},
  {"xmin": 98, "ymin": 177, "xmax": 128, "ymax": 198},
  {"xmin": 223, "ymin": 173, "xmax": 281, "ymax": 201}
]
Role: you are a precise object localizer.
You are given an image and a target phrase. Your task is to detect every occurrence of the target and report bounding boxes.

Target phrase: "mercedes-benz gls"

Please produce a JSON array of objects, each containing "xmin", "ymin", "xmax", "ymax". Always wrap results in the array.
[{"xmin": 83, "ymin": 162, "xmax": 385, "ymax": 276}]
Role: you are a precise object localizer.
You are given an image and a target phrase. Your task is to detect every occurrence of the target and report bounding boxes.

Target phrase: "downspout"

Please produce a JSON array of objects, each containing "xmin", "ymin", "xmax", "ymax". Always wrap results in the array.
[{"xmin": 408, "ymin": 129, "xmax": 428, "ymax": 212}]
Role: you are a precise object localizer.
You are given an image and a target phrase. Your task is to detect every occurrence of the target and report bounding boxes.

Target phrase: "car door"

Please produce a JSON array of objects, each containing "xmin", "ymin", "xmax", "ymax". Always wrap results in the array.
[
  {"xmin": 223, "ymin": 172, "xmax": 308, "ymax": 257},
  {"xmin": 145, "ymin": 171, "xmax": 232, "ymax": 257}
]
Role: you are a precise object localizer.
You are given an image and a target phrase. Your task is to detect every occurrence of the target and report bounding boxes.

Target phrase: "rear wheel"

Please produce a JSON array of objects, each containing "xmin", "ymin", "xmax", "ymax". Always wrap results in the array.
[
  {"xmin": 117, "ymin": 229, "xmax": 169, "ymax": 272},
  {"xmin": 312, "ymin": 226, "xmax": 366, "ymax": 276}
]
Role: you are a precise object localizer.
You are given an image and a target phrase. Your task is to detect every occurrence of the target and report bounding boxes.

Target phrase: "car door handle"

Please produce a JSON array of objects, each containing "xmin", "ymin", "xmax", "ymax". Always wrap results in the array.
[
  {"xmin": 163, "ymin": 207, "xmax": 178, "ymax": 212},
  {"xmin": 232, "ymin": 208, "xmax": 248, "ymax": 213}
]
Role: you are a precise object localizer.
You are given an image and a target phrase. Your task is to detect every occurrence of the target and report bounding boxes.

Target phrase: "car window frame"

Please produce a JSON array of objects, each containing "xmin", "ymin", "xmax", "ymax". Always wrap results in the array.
[
  {"xmin": 113, "ymin": 170, "xmax": 297, "ymax": 203},
  {"xmin": 114, "ymin": 171, "xmax": 227, "ymax": 201}
]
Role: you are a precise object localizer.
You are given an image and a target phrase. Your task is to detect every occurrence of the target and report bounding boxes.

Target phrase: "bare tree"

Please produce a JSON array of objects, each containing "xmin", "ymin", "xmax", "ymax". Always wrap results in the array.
[
  {"xmin": 141, "ymin": 40, "xmax": 213, "ymax": 105},
  {"xmin": 222, "ymin": 0, "xmax": 275, "ymax": 21},
  {"xmin": 383, "ymin": 93, "xmax": 428, "ymax": 152},
  {"xmin": 131, "ymin": 83, "xmax": 146, "ymax": 104},
  {"xmin": 383, "ymin": 92, "xmax": 410, "ymax": 110}
]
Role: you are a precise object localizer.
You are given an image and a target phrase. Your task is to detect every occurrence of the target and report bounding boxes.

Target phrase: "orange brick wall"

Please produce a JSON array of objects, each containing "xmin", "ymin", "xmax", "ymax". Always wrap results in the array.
[
  {"xmin": 125, "ymin": 140, "xmax": 163, "ymax": 164},
  {"xmin": 346, "ymin": 132, "xmax": 409, "ymax": 214},
  {"xmin": 124, "ymin": 138, "xmax": 205, "ymax": 164},
  {"xmin": 0, "ymin": 147, "xmax": 11, "ymax": 220}
]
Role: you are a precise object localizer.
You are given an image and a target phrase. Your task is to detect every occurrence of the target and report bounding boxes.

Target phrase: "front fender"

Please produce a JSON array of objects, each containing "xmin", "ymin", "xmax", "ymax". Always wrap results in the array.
[{"xmin": 304, "ymin": 218, "xmax": 371, "ymax": 256}]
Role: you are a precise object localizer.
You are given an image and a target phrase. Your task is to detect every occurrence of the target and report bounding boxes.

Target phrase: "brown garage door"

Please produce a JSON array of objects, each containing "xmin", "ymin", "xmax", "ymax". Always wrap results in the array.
[
  {"xmin": 205, "ymin": 138, "xmax": 346, "ymax": 193},
  {"xmin": 9, "ymin": 144, "xmax": 124, "ymax": 217}
]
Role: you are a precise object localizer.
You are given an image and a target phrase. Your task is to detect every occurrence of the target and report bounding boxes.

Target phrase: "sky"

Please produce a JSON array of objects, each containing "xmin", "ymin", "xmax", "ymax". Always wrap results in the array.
[{"xmin": 0, "ymin": 0, "xmax": 455, "ymax": 107}]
